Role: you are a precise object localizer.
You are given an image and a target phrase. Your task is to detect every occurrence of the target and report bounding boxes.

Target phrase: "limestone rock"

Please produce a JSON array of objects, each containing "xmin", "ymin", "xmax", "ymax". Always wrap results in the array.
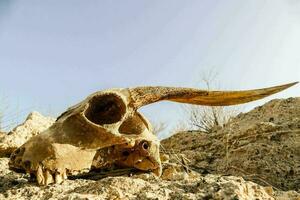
[
  {"xmin": 0, "ymin": 131, "xmax": 5, "ymax": 140},
  {"xmin": 0, "ymin": 112, "xmax": 55, "ymax": 157}
]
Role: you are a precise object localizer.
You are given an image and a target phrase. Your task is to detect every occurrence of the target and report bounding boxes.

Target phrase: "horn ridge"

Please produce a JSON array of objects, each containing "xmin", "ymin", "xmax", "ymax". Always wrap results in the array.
[{"xmin": 129, "ymin": 82, "xmax": 298, "ymax": 108}]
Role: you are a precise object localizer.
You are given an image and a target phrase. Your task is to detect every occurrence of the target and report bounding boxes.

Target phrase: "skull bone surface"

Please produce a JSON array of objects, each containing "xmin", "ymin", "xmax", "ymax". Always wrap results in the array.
[
  {"xmin": 8, "ymin": 83, "xmax": 297, "ymax": 185},
  {"xmin": 9, "ymin": 88, "xmax": 161, "ymax": 185}
]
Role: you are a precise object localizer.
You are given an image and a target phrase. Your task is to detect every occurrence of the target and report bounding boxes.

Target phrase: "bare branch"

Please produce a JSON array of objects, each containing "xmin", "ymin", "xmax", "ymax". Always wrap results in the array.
[
  {"xmin": 183, "ymin": 70, "xmax": 240, "ymax": 133},
  {"xmin": 152, "ymin": 121, "xmax": 167, "ymax": 136}
]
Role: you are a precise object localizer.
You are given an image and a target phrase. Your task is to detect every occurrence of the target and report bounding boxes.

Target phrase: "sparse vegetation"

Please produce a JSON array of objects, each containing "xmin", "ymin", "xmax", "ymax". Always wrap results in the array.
[
  {"xmin": 185, "ymin": 105, "xmax": 236, "ymax": 133},
  {"xmin": 170, "ymin": 120, "xmax": 188, "ymax": 135},
  {"xmin": 183, "ymin": 71, "xmax": 239, "ymax": 133},
  {"xmin": 152, "ymin": 121, "xmax": 167, "ymax": 136}
]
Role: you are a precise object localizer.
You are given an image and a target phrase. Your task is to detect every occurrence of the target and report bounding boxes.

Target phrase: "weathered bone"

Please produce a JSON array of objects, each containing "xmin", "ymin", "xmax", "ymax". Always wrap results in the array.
[
  {"xmin": 8, "ymin": 82, "xmax": 297, "ymax": 185},
  {"xmin": 129, "ymin": 82, "xmax": 298, "ymax": 108}
]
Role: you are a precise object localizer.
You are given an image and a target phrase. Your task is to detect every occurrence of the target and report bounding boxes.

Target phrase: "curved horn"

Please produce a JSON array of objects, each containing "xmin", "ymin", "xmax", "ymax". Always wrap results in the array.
[{"xmin": 129, "ymin": 82, "xmax": 298, "ymax": 109}]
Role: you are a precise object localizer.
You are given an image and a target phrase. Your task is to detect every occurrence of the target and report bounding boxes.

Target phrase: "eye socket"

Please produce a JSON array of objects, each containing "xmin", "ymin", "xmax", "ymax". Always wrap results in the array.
[
  {"xmin": 142, "ymin": 141, "xmax": 149, "ymax": 150},
  {"xmin": 84, "ymin": 94, "xmax": 126, "ymax": 125}
]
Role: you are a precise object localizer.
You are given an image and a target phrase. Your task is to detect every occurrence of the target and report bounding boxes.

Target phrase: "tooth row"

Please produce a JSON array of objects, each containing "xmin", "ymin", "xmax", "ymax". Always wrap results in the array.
[{"xmin": 36, "ymin": 165, "xmax": 67, "ymax": 185}]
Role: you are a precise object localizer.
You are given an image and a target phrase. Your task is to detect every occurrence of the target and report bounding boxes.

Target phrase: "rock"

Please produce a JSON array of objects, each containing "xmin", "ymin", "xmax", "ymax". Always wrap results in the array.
[
  {"xmin": 0, "ymin": 131, "xmax": 5, "ymax": 140},
  {"xmin": 161, "ymin": 163, "xmax": 189, "ymax": 181},
  {"xmin": 1, "ymin": 157, "xmax": 297, "ymax": 200},
  {"xmin": 0, "ymin": 112, "xmax": 55, "ymax": 157},
  {"xmin": 162, "ymin": 97, "xmax": 300, "ymax": 191}
]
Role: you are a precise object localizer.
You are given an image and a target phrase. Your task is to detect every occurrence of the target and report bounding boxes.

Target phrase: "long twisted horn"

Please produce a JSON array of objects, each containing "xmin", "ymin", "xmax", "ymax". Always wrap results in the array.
[{"xmin": 129, "ymin": 82, "xmax": 298, "ymax": 109}]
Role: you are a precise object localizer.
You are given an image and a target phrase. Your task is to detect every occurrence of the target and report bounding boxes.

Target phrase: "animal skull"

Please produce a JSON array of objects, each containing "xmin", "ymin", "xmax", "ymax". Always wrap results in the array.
[{"xmin": 8, "ymin": 82, "xmax": 297, "ymax": 185}]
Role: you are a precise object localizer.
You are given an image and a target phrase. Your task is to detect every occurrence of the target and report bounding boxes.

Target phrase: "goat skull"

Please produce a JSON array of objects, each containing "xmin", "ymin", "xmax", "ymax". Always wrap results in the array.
[{"xmin": 8, "ymin": 82, "xmax": 297, "ymax": 185}]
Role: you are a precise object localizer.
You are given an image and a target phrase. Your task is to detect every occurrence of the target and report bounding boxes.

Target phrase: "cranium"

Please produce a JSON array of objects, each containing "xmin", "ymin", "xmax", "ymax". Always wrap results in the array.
[{"xmin": 8, "ymin": 82, "xmax": 297, "ymax": 185}]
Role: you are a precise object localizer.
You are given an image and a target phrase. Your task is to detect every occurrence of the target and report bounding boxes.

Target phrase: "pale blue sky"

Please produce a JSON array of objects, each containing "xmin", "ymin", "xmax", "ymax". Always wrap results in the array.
[{"xmin": 0, "ymin": 0, "xmax": 299, "ymax": 138}]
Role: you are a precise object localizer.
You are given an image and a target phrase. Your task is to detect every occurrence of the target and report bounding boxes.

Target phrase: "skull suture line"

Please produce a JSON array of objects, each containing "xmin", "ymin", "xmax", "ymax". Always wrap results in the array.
[{"xmin": 8, "ymin": 82, "xmax": 298, "ymax": 185}]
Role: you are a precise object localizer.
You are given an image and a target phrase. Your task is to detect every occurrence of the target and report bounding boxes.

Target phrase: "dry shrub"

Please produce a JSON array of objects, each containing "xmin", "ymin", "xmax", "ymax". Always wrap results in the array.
[
  {"xmin": 185, "ymin": 105, "xmax": 237, "ymax": 133},
  {"xmin": 152, "ymin": 121, "xmax": 167, "ymax": 136},
  {"xmin": 183, "ymin": 70, "xmax": 239, "ymax": 133}
]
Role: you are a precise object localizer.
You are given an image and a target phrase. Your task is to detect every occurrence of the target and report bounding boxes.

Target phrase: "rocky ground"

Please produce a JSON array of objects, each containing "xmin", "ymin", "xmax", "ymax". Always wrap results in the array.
[
  {"xmin": 1, "ymin": 157, "xmax": 299, "ymax": 200},
  {"xmin": 0, "ymin": 98, "xmax": 299, "ymax": 200},
  {"xmin": 162, "ymin": 97, "xmax": 300, "ymax": 192}
]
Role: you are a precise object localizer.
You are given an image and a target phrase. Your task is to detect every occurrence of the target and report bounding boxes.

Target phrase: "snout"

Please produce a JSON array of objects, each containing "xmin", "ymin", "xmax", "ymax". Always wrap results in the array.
[{"xmin": 132, "ymin": 140, "xmax": 162, "ymax": 176}]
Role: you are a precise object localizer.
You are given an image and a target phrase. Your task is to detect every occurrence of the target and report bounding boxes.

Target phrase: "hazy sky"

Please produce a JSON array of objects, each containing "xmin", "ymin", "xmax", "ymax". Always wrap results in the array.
[{"xmin": 0, "ymin": 0, "xmax": 299, "ymax": 138}]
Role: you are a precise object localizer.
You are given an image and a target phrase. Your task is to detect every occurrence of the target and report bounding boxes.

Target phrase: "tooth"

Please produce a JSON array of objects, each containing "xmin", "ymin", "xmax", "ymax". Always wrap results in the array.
[
  {"xmin": 36, "ymin": 165, "xmax": 45, "ymax": 185},
  {"xmin": 153, "ymin": 167, "xmax": 162, "ymax": 176},
  {"xmin": 62, "ymin": 171, "xmax": 67, "ymax": 180},
  {"xmin": 55, "ymin": 172, "xmax": 63, "ymax": 184},
  {"xmin": 44, "ymin": 170, "xmax": 54, "ymax": 185}
]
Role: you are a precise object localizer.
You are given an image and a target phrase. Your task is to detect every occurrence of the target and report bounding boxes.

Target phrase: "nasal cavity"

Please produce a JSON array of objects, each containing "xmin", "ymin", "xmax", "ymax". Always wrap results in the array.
[{"xmin": 84, "ymin": 94, "xmax": 126, "ymax": 125}]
